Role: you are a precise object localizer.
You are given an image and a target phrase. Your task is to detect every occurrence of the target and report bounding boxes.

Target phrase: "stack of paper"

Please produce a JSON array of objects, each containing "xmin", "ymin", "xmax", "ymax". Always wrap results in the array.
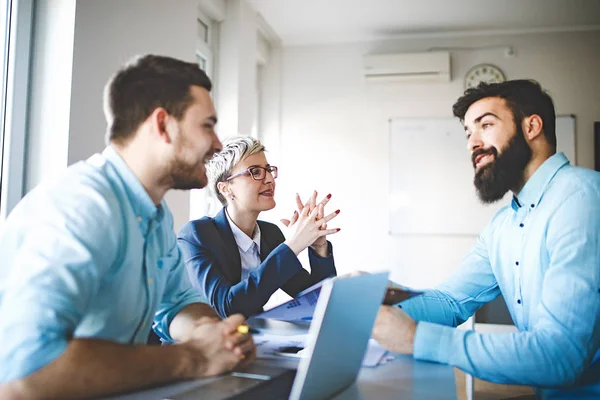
[{"xmin": 250, "ymin": 276, "xmax": 420, "ymax": 368}]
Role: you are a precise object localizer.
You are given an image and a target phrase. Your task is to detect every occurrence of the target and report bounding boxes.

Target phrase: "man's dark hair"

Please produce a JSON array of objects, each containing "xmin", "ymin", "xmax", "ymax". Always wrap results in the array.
[
  {"xmin": 452, "ymin": 79, "xmax": 557, "ymax": 149},
  {"xmin": 104, "ymin": 54, "xmax": 212, "ymax": 144}
]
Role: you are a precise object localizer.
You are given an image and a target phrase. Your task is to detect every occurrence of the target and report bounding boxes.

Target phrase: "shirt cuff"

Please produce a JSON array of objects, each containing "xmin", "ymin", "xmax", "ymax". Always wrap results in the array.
[
  {"xmin": 308, "ymin": 241, "xmax": 333, "ymax": 259},
  {"xmin": 155, "ymin": 295, "xmax": 207, "ymax": 343},
  {"xmin": 413, "ymin": 321, "xmax": 465, "ymax": 365}
]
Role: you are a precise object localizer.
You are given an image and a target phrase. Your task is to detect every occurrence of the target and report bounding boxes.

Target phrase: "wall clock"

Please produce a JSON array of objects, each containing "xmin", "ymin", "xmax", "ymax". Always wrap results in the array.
[{"xmin": 464, "ymin": 64, "xmax": 506, "ymax": 89}]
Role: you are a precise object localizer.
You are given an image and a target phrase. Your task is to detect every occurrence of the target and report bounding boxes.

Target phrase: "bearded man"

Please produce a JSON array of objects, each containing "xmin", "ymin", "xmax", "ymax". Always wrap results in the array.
[{"xmin": 373, "ymin": 80, "xmax": 600, "ymax": 399}]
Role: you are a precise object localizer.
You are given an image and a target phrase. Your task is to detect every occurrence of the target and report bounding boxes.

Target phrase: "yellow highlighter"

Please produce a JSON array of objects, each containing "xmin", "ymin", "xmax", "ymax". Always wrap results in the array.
[{"xmin": 236, "ymin": 324, "xmax": 259, "ymax": 335}]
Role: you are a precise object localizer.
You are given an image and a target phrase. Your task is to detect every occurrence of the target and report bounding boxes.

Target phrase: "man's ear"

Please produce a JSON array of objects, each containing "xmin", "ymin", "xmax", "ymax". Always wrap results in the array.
[
  {"xmin": 522, "ymin": 114, "xmax": 544, "ymax": 141},
  {"xmin": 150, "ymin": 108, "xmax": 173, "ymax": 144}
]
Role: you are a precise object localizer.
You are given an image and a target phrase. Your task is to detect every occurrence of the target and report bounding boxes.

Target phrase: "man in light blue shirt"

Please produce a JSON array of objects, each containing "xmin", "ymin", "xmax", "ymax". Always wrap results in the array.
[
  {"xmin": 0, "ymin": 55, "xmax": 256, "ymax": 399},
  {"xmin": 373, "ymin": 80, "xmax": 600, "ymax": 398}
]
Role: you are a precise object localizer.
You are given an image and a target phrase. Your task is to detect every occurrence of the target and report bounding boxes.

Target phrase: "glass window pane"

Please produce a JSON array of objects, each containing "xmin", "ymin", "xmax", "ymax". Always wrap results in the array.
[
  {"xmin": 196, "ymin": 54, "xmax": 207, "ymax": 71},
  {"xmin": 197, "ymin": 18, "xmax": 208, "ymax": 43},
  {"xmin": 0, "ymin": 0, "xmax": 11, "ymax": 205}
]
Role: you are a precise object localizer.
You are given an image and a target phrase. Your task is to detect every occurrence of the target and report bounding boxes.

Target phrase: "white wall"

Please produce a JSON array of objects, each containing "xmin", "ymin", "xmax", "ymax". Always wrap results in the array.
[
  {"xmin": 68, "ymin": 0, "xmax": 200, "ymax": 231},
  {"xmin": 262, "ymin": 31, "xmax": 600, "ymax": 288}
]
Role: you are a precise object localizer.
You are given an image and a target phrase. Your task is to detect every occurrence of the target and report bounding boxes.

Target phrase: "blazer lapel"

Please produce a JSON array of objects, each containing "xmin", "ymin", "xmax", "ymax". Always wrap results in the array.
[
  {"xmin": 213, "ymin": 208, "xmax": 242, "ymax": 282},
  {"xmin": 257, "ymin": 221, "xmax": 274, "ymax": 262}
]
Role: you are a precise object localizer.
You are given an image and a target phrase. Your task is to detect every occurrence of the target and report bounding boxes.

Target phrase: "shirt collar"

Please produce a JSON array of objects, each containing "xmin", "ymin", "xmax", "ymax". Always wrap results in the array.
[
  {"xmin": 225, "ymin": 209, "xmax": 261, "ymax": 253},
  {"xmin": 101, "ymin": 146, "xmax": 163, "ymax": 223},
  {"xmin": 511, "ymin": 152, "xmax": 569, "ymax": 211}
]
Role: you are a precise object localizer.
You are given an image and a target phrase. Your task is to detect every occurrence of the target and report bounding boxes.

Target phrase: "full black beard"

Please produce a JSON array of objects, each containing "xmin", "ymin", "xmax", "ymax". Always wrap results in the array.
[{"xmin": 473, "ymin": 125, "xmax": 532, "ymax": 204}]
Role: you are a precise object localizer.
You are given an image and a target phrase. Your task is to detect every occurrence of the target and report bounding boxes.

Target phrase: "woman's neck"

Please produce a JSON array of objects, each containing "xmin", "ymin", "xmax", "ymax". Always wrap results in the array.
[{"xmin": 226, "ymin": 206, "xmax": 259, "ymax": 238}]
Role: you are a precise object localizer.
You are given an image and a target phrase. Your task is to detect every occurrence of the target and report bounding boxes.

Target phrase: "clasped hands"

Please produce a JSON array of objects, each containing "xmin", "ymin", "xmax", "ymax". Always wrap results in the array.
[
  {"xmin": 279, "ymin": 192, "xmax": 416, "ymax": 355},
  {"xmin": 281, "ymin": 191, "xmax": 340, "ymax": 257},
  {"xmin": 180, "ymin": 314, "xmax": 256, "ymax": 378}
]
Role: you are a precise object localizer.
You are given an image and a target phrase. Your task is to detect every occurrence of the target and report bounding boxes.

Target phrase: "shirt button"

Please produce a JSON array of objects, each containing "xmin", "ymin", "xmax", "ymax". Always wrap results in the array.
[
  {"xmin": 147, "ymin": 278, "xmax": 153, "ymax": 285},
  {"xmin": 136, "ymin": 216, "xmax": 142, "ymax": 222},
  {"xmin": 515, "ymin": 261, "xmax": 519, "ymax": 266},
  {"xmin": 519, "ymin": 223, "xmax": 524, "ymax": 228},
  {"xmin": 517, "ymin": 299, "xmax": 522, "ymax": 304},
  {"xmin": 530, "ymin": 204, "xmax": 535, "ymax": 208}
]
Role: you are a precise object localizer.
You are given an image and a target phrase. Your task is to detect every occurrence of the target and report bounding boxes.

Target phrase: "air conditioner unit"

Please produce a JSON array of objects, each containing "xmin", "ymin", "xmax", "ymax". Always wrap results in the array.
[{"xmin": 363, "ymin": 51, "xmax": 451, "ymax": 83}]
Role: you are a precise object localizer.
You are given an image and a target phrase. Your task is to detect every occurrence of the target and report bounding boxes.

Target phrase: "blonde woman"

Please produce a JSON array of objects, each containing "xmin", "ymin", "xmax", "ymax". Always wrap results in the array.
[{"xmin": 178, "ymin": 136, "xmax": 340, "ymax": 318}]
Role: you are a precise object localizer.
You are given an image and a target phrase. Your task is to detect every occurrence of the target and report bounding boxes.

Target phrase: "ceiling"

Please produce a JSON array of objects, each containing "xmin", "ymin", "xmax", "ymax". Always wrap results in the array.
[{"xmin": 249, "ymin": 0, "xmax": 600, "ymax": 46}]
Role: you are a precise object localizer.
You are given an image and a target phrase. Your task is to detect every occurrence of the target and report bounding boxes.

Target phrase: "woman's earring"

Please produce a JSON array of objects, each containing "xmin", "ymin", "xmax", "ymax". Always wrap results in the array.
[{"xmin": 230, "ymin": 195, "xmax": 235, "ymax": 201}]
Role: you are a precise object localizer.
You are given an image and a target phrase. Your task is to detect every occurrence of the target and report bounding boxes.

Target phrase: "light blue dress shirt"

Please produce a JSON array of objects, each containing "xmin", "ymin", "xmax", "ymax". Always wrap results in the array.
[
  {"xmin": 0, "ymin": 147, "xmax": 205, "ymax": 383},
  {"xmin": 402, "ymin": 153, "xmax": 600, "ymax": 398},
  {"xmin": 225, "ymin": 209, "xmax": 262, "ymax": 281}
]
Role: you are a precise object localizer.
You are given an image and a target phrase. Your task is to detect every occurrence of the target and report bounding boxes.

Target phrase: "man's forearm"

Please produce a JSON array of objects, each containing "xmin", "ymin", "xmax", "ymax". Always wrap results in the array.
[
  {"xmin": 169, "ymin": 302, "xmax": 220, "ymax": 342},
  {"xmin": 414, "ymin": 322, "xmax": 590, "ymax": 387},
  {"xmin": 400, "ymin": 289, "xmax": 475, "ymax": 327},
  {"xmin": 1, "ymin": 338, "xmax": 193, "ymax": 400}
]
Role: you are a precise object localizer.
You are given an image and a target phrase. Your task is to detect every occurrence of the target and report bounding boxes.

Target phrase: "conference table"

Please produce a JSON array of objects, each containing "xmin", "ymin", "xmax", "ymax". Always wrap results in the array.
[{"xmin": 106, "ymin": 354, "xmax": 457, "ymax": 400}]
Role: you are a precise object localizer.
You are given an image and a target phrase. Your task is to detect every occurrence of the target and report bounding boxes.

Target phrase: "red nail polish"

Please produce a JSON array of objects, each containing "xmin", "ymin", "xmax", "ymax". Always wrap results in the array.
[
  {"xmin": 327, "ymin": 194, "xmax": 332, "ymax": 199},
  {"xmin": 337, "ymin": 228, "xmax": 341, "ymax": 231},
  {"xmin": 336, "ymin": 209, "xmax": 340, "ymax": 214}
]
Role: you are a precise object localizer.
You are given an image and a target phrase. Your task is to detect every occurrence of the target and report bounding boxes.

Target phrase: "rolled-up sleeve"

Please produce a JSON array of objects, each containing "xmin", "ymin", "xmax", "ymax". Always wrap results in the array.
[
  {"xmin": 402, "ymin": 225, "xmax": 500, "ymax": 327},
  {"xmin": 411, "ymin": 190, "xmax": 600, "ymax": 387},
  {"xmin": 153, "ymin": 217, "xmax": 206, "ymax": 343},
  {"xmin": 0, "ymin": 183, "xmax": 120, "ymax": 383}
]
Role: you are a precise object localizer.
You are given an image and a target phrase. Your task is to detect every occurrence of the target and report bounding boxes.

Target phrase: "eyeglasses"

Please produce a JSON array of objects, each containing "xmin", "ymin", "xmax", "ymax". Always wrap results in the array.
[{"xmin": 226, "ymin": 166, "xmax": 278, "ymax": 181}]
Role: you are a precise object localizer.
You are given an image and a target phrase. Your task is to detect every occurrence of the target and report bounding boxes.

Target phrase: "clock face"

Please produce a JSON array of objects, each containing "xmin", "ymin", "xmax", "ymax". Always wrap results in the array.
[{"xmin": 464, "ymin": 64, "xmax": 506, "ymax": 89}]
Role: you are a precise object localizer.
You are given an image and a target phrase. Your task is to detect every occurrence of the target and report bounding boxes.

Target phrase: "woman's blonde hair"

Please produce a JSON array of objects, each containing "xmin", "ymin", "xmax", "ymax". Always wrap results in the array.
[{"xmin": 207, "ymin": 136, "xmax": 266, "ymax": 205}]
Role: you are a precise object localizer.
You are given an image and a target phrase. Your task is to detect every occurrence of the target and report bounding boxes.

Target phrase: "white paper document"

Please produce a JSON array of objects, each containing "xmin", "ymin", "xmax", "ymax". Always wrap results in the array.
[
  {"xmin": 256, "ymin": 276, "xmax": 426, "ymax": 321},
  {"xmin": 254, "ymin": 332, "xmax": 388, "ymax": 368},
  {"xmin": 254, "ymin": 279, "xmax": 331, "ymax": 322},
  {"xmin": 361, "ymin": 340, "xmax": 388, "ymax": 368},
  {"xmin": 254, "ymin": 333, "xmax": 307, "ymax": 359}
]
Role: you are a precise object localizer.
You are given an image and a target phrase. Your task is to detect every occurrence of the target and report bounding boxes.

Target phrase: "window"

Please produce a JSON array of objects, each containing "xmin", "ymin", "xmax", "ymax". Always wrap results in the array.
[
  {"xmin": 190, "ymin": 8, "xmax": 220, "ymax": 220},
  {"xmin": 253, "ymin": 31, "xmax": 271, "ymax": 140},
  {"xmin": 0, "ymin": 0, "xmax": 33, "ymax": 220},
  {"xmin": 197, "ymin": 17, "xmax": 209, "ymax": 43},
  {"xmin": 0, "ymin": 0, "xmax": 11, "ymax": 211},
  {"xmin": 195, "ymin": 10, "xmax": 214, "ymax": 76}
]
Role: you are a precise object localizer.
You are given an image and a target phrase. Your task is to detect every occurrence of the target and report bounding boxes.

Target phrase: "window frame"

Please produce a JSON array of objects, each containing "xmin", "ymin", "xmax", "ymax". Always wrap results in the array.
[
  {"xmin": 0, "ymin": 0, "xmax": 11, "ymax": 194},
  {"xmin": 190, "ymin": 7, "xmax": 221, "ymax": 220},
  {"xmin": 0, "ymin": 0, "xmax": 34, "ymax": 220},
  {"xmin": 196, "ymin": 9, "xmax": 215, "ymax": 78}
]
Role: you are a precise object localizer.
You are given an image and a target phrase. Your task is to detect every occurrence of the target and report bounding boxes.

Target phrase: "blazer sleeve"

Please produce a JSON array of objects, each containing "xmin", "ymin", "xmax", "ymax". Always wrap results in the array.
[
  {"xmin": 178, "ymin": 220, "xmax": 306, "ymax": 318},
  {"xmin": 281, "ymin": 241, "xmax": 337, "ymax": 297}
]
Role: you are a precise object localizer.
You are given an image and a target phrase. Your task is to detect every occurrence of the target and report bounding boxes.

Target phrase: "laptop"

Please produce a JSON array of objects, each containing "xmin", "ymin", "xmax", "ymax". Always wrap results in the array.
[{"xmin": 167, "ymin": 272, "xmax": 389, "ymax": 400}]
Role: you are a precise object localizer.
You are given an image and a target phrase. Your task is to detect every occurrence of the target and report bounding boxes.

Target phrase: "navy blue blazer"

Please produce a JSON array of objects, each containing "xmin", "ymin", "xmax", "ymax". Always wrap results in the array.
[{"xmin": 177, "ymin": 208, "xmax": 337, "ymax": 318}]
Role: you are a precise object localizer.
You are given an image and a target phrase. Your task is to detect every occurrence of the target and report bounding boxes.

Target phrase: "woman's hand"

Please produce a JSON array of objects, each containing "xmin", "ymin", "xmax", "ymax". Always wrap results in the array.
[
  {"xmin": 283, "ymin": 203, "xmax": 340, "ymax": 256},
  {"xmin": 281, "ymin": 191, "xmax": 337, "ymax": 256}
]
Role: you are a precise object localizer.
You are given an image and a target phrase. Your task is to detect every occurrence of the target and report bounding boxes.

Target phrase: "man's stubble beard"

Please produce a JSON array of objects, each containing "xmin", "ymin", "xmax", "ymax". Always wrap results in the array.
[{"xmin": 166, "ymin": 135, "xmax": 211, "ymax": 191}]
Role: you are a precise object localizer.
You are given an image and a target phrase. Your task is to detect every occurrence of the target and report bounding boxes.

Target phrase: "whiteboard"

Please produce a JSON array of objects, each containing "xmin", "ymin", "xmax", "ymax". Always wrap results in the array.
[{"xmin": 389, "ymin": 116, "xmax": 575, "ymax": 236}]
